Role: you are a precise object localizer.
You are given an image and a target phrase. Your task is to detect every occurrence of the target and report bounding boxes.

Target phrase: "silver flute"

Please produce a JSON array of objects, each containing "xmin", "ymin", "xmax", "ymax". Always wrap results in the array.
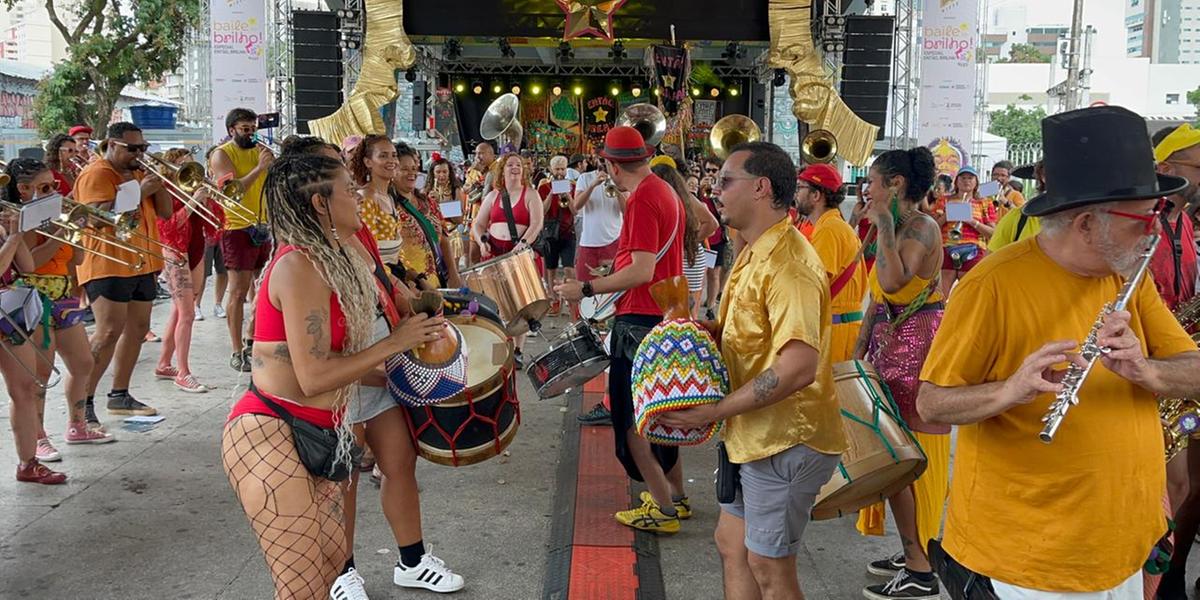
[{"xmin": 1039, "ymin": 231, "xmax": 1161, "ymax": 443}]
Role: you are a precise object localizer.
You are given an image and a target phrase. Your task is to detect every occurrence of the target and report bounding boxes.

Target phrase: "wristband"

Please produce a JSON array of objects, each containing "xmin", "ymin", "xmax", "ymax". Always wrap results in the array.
[{"xmin": 582, "ymin": 281, "xmax": 594, "ymax": 298}]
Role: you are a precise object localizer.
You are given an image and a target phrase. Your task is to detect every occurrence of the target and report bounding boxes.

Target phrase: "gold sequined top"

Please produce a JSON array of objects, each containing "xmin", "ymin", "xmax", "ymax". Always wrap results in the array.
[{"xmin": 717, "ymin": 217, "xmax": 848, "ymax": 463}]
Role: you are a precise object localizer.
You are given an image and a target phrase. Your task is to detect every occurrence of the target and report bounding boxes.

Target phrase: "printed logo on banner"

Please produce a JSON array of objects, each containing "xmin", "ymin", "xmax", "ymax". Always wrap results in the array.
[
  {"xmin": 212, "ymin": 17, "xmax": 265, "ymax": 57},
  {"xmin": 917, "ymin": 0, "xmax": 978, "ymax": 162},
  {"xmin": 210, "ymin": 0, "xmax": 267, "ymax": 141},
  {"xmin": 928, "ymin": 137, "xmax": 968, "ymax": 177},
  {"xmin": 585, "ymin": 96, "xmax": 617, "ymax": 142}
]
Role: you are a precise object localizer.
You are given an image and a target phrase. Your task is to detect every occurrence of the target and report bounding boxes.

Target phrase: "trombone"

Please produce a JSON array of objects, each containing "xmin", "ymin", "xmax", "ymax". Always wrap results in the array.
[
  {"xmin": 134, "ymin": 155, "xmax": 224, "ymax": 229},
  {"xmin": 59, "ymin": 195, "xmax": 184, "ymax": 269},
  {"xmin": 1, "ymin": 200, "xmax": 146, "ymax": 269}
]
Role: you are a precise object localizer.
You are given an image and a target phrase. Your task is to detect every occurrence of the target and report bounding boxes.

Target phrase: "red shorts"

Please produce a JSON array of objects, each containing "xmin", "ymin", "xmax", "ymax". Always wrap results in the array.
[
  {"xmin": 220, "ymin": 227, "xmax": 272, "ymax": 272},
  {"xmin": 576, "ymin": 241, "xmax": 619, "ymax": 282}
]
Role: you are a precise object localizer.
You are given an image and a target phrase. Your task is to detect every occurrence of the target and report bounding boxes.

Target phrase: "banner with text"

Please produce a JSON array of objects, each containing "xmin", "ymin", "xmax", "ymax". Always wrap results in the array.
[
  {"xmin": 210, "ymin": 0, "xmax": 268, "ymax": 142},
  {"xmin": 918, "ymin": 0, "xmax": 978, "ymax": 177}
]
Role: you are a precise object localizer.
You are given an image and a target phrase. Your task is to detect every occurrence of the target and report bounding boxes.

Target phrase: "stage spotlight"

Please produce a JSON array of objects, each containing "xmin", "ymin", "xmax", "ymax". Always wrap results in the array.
[
  {"xmin": 728, "ymin": 86, "xmax": 739, "ymax": 97},
  {"xmin": 573, "ymin": 83, "xmax": 584, "ymax": 96},
  {"xmin": 472, "ymin": 80, "xmax": 484, "ymax": 95},
  {"xmin": 498, "ymin": 38, "xmax": 516, "ymax": 58},
  {"xmin": 772, "ymin": 68, "xmax": 786, "ymax": 87},
  {"xmin": 339, "ymin": 36, "xmax": 361, "ymax": 50},
  {"xmin": 454, "ymin": 81, "xmax": 466, "ymax": 93},
  {"xmin": 653, "ymin": 87, "xmax": 661, "ymax": 97},
  {"xmin": 610, "ymin": 80, "xmax": 621, "ymax": 97},
  {"xmin": 721, "ymin": 42, "xmax": 744, "ymax": 63},
  {"xmin": 492, "ymin": 80, "xmax": 504, "ymax": 94},
  {"xmin": 691, "ymin": 87, "xmax": 701, "ymax": 97},
  {"xmin": 404, "ymin": 68, "xmax": 417, "ymax": 83},
  {"xmin": 709, "ymin": 87, "xmax": 720, "ymax": 97},
  {"xmin": 531, "ymin": 83, "xmax": 542, "ymax": 95},
  {"xmin": 551, "ymin": 82, "xmax": 563, "ymax": 96},
  {"xmin": 630, "ymin": 82, "xmax": 643, "ymax": 97},
  {"xmin": 511, "ymin": 83, "xmax": 522, "ymax": 95},
  {"xmin": 557, "ymin": 41, "xmax": 574, "ymax": 61},
  {"xmin": 609, "ymin": 40, "xmax": 627, "ymax": 62}
]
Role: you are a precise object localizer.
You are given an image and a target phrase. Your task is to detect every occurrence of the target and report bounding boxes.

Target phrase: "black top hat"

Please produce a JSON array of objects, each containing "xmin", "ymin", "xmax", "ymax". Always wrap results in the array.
[
  {"xmin": 1022, "ymin": 106, "xmax": 1188, "ymax": 217},
  {"xmin": 1011, "ymin": 162, "xmax": 1037, "ymax": 180}
]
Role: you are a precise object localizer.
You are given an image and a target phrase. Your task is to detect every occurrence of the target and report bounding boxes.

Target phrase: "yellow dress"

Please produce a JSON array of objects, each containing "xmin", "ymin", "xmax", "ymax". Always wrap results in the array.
[
  {"xmin": 855, "ymin": 269, "xmax": 950, "ymax": 553},
  {"xmin": 808, "ymin": 210, "xmax": 867, "ymax": 362}
]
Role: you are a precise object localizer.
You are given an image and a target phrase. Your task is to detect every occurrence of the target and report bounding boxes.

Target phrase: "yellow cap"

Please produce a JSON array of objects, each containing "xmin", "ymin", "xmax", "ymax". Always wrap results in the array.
[
  {"xmin": 648, "ymin": 155, "xmax": 677, "ymax": 169},
  {"xmin": 1154, "ymin": 123, "xmax": 1200, "ymax": 163}
]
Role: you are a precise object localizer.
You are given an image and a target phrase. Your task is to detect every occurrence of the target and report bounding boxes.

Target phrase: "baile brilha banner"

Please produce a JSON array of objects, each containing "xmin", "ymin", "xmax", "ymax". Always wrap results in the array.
[
  {"xmin": 918, "ymin": 0, "xmax": 979, "ymax": 177},
  {"xmin": 210, "ymin": 0, "xmax": 268, "ymax": 142}
]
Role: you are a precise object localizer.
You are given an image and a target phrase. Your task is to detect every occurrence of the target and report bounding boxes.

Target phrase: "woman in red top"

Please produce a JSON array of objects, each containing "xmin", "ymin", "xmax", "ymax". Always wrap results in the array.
[
  {"xmin": 472, "ymin": 152, "xmax": 545, "ymax": 363},
  {"xmin": 44, "ymin": 134, "xmax": 79, "ymax": 196},
  {"xmin": 154, "ymin": 148, "xmax": 221, "ymax": 392},
  {"xmin": 931, "ymin": 166, "xmax": 997, "ymax": 297},
  {"xmin": 221, "ymin": 154, "xmax": 444, "ymax": 599}
]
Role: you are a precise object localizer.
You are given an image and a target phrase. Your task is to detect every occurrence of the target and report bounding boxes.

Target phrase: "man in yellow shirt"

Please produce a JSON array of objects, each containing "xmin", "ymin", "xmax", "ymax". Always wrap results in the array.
[
  {"xmin": 795, "ymin": 163, "xmax": 866, "ymax": 361},
  {"xmin": 662, "ymin": 142, "xmax": 846, "ymax": 600},
  {"xmin": 917, "ymin": 105, "xmax": 1200, "ymax": 597},
  {"xmin": 987, "ymin": 161, "xmax": 1043, "ymax": 252},
  {"xmin": 75, "ymin": 122, "xmax": 174, "ymax": 421},
  {"xmin": 211, "ymin": 108, "xmax": 273, "ymax": 371}
]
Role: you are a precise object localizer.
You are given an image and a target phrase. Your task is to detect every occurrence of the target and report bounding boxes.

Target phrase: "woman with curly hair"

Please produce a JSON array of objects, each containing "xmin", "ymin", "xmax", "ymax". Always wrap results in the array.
[
  {"xmin": 44, "ymin": 134, "xmax": 80, "ymax": 195},
  {"xmin": 221, "ymin": 154, "xmax": 445, "ymax": 599},
  {"xmin": 424, "ymin": 155, "xmax": 468, "ymax": 269}
]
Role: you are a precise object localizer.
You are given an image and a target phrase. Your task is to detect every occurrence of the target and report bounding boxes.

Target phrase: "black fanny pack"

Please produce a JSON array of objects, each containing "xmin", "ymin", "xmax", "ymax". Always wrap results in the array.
[
  {"xmin": 715, "ymin": 442, "xmax": 741, "ymax": 504},
  {"xmin": 611, "ymin": 319, "xmax": 655, "ymax": 362},
  {"xmin": 247, "ymin": 224, "xmax": 271, "ymax": 247},
  {"xmin": 251, "ymin": 384, "xmax": 361, "ymax": 482},
  {"xmin": 928, "ymin": 539, "xmax": 998, "ymax": 600}
]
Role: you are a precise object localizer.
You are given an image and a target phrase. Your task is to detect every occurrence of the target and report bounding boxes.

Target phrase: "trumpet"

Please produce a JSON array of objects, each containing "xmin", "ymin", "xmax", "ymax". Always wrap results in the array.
[
  {"xmin": 134, "ymin": 155, "xmax": 224, "ymax": 229},
  {"xmin": 604, "ymin": 178, "xmax": 618, "ymax": 199},
  {"xmin": 947, "ymin": 193, "xmax": 968, "ymax": 241},
  {"xmin": 1040, "ymin": 232, "xmax": 1160, "ymax": 442}
]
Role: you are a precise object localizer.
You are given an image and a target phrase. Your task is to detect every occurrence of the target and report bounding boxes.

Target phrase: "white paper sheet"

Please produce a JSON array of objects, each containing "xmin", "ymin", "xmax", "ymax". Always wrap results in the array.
[
  {"xmin": 440, "ymin": 201, "xmax": 463, "ymax": 219},
  {"xmin": 114, "ymin": 180, "xmax": 142, "ymax": 213},
  {"xmin": 702, "ymin": 248, "xmax": 718, "ymax": 268},
  {"xmin": 945, "ymin": 202, "xmax": 973, "ymax": 222},
  {"xmin": 978, "ymin": 180, "xmax": 1001, "ymax": 197},
  {"xmin": 19, "ymin": 194, "xmax": 64, "ymax": 232},
  {"xmin": 551, "ymin": 179, "xmax": 572, "ymax": 195},
  {"xmin": 415, "ymin": 173, "xmax": 428, "ymax": 190}
]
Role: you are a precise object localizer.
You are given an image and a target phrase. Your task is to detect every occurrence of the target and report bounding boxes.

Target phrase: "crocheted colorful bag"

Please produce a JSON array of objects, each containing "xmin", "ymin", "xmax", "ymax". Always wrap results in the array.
[
  {"xmin": 632, "ymin": 318, "xmax": 728, "ymax": 446},
  {"xmin": 387, "ymin": 320, "xmax": 467, "ymax": 408}
]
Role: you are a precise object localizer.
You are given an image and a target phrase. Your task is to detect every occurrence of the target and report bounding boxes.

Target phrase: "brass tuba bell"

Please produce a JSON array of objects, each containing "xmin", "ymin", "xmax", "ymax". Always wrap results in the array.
[
  {"xmin": 617, "ymin": 103, "xmax": 667, "ymax": 148},
  {"xmin": 480, "ymin": 93, "xmax": 523, "ymax": 151},
  {"xmin": 801, "ymin": 129, "xmax": 838, "ymax": 164},
  {"xmin": 709, "ymin": 114, "xmax": 762, "ymax": 160}
]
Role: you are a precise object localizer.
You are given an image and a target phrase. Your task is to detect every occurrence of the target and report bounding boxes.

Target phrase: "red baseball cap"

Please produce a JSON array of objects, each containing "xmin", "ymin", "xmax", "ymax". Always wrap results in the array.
[
  {"xmin": 598, "ymin": 126, "xmax": 654, "ymax": 163},
  {"xmin": 68, "ymin": 125, "xmax": 93, "ymax": 137},
  {"xmin": 797, "ymin": 163, "xmax": 843, "ymax": 194}
]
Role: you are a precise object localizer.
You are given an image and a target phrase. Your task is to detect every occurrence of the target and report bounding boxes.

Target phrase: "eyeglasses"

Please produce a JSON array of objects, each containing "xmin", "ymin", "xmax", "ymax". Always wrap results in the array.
[
  {"xmin": 796, "ymin": 184, "xmax": 813, "ymax": 192},
  {"xmin": 714, "ymin": 175, "xmax": 759, "ymax": 190},
  {"xmin": 111, "ymin": 140, "xmax": 149, "ymax": 153},
  {"xmin": 1105, "ymin": 198, "xmax": 1167, "ymax": 235},
  {"xmin": 34, "ymin": 183, "xmax": 55, "ymax": 196},
  {"xmin": 705, "ymin": 167, "xmax": 719, "ymax": 174},
  {"xmin": 61, "ymin": 147, "xmax": 77, "ymax": 155}
]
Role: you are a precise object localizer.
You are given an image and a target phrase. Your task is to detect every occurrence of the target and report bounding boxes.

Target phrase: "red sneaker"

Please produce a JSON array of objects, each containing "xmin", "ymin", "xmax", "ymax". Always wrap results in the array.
[
  {"xmin": 16, "ymin": 459, "xmax": 67, "ymax": 485},
  {"xmin": 65, "ymin": 422, "xmax": 116, "ymax": 444}
]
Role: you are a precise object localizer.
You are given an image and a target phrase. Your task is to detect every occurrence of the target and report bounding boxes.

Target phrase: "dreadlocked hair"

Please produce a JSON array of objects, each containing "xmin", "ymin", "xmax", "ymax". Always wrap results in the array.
[
  {"xmin": 347, "ymin": 134, "xmax": 392, "ymax": 186},
  {"xmin": 261, "ymin": 154, "xmax": 378, "ymax": 469},
  {"xmin": 651, "ymin": 163, "xmax": 702, "ymax": 265},
  {"xmin": 3, "ymin": 158, "xmax": 48, "ymax": 204}
]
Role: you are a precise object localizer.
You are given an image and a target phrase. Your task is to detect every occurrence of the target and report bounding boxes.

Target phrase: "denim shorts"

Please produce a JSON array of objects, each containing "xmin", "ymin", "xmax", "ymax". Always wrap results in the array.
[
  {"xmin": 346, "ymin": 315, "xmax": 396, "ymax": 424},
  {"xmin": 719, "ymin": 443, "xmax": 841, "ymax": 558}
]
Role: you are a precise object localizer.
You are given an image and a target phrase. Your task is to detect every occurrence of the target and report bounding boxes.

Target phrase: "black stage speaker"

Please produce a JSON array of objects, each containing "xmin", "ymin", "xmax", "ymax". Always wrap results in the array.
[
  {"xmin": 840, "ymin": 15, "xmax": 894, "ymax": 140},
  {"xmin": 293, "ymin": 10, "xmax": 344, "ymax": 135},
  {"xmin": 411, "ymin": 81, "xmax": 427, "ymax": 132}
]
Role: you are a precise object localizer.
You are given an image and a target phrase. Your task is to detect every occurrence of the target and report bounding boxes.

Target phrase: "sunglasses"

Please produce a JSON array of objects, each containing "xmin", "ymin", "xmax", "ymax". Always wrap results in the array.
[
  {"xmin": 705, "ymin": 167, "xmax": 719, "ymax": 173},
  {"xmin": 33, "ymin": 183, "xmax": 56, "ymax": 197},
  {"xmin": 111, "ymin": 140, "xmax": 150, "ymax": 153},
  {"xmin": 1105, "ymin": 198, "xmax": 1167, "ymax": 235}
]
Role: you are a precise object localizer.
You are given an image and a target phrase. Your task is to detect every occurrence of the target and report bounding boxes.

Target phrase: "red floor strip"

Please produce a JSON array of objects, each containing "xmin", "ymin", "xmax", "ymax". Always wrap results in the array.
[{"xmin": 568, "ymin": 371, "xmax": 641, "ymax": 599}]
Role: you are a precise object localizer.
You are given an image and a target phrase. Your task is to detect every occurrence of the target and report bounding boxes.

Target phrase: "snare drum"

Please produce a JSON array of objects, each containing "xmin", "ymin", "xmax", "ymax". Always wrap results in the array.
[
  {"xmin": 578, "ymin": 293, "xmax": 617, "ymax": 323},
  {"xmin": 810, "ymin": 360, "xmax": 927, "ymax": 521},
  {"xmin": 527, "ymin": 321, "xmax": 609, "ymax": 399},
  {"xmin": 461, "ymin": 248, "xmax": 550, "ymax": 336},
  {"xmin": 402, "ymin": 314, "xmax": 520, "ymax": 466}
]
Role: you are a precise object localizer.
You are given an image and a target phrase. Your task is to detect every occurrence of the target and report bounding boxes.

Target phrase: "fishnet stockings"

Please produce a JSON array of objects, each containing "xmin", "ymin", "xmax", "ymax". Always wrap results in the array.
[{"xmin": 222, "ymin": 415, "xmax": 347, "ymax": 599}]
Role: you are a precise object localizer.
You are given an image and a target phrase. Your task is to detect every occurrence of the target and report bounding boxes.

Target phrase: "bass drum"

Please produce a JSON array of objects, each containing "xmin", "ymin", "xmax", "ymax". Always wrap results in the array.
[
  {"xmin": 810, "ymin": 360, "xmax": 927, "ymax": 521},
  {"xmin": 402, "ymin": 314, "xmax": 520, "ymax": 466}
]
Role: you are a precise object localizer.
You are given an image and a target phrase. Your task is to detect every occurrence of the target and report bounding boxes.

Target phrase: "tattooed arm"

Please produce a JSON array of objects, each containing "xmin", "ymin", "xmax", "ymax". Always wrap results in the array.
[
  {"xmin": 268, "ymin": 250, "xmax": 445, "ymax": 398},
  {"xmin": 874, "ymin": 215, "xmax": 941, "ymax": 294},
  {"xmin": 853, "ymin": 299, "xmax": 877, "ymax": 360}
]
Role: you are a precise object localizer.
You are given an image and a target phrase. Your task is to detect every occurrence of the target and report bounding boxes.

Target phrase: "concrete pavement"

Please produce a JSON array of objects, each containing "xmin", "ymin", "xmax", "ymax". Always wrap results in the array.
[{"xmin": 0, "ymin": 298, "xmax": 1192, "ymax": 599}]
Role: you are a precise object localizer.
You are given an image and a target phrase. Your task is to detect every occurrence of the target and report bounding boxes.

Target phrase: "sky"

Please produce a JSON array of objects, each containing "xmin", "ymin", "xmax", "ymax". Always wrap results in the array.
[{"xmin": 988, "ymin": 0, "xmax": 1129, "ymax": 59}]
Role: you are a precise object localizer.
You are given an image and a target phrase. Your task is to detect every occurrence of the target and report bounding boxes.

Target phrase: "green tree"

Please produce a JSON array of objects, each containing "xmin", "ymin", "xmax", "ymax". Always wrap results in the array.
[
  {"xmin": 1188, "ymin": 85, "xmax": 1200, "ymax": 120},
  {"xmin": 6, "ymin": 0, "xmax": 201, "ymax": 137},
  {"xmin": 988, "ymin": 104, "xmax": 1047, "ymax": 146},
  {"xmin": 998, "ymin": 43, "xmax": 1051, "ymax": 64}
]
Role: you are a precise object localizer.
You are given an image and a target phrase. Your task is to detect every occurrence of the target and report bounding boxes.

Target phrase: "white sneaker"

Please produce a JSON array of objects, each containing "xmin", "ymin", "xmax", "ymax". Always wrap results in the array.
[
  {"xmin": 330, "ymin": 567, "xmax": 370, "ymax": 600},
  {"xmin": 213, "ymin": 304, "xmax": 226, "ymax": 319},
  {"xmin": 393, "ymin": 550, "xmax": 464, "ymax": 593},
  {"xmin": 194, "ymin": 306, "xmax": 205, "ymax": 321}
]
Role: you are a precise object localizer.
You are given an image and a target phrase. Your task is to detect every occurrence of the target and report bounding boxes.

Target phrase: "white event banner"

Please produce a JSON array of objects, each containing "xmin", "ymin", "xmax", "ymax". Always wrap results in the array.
[
  {"xmin": 210, "ymin": 0, "xmax": 268, "ymax": 142},
  {"xmin": 917, "ymin": 0, "xmax": 979, "ymax": 178}
]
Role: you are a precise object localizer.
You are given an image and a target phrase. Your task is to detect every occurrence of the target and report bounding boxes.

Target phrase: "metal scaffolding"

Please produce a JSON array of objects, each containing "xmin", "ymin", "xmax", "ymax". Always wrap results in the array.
[
  {"xmin": 267, "ymin": 0, "xmax": 295, "ymax": 137},
  {"xmin": 338, "ymin": 0, "xmax": 364, "ymax": 95},
  {"xmin": 889, "ymin": 0, "xmax": 917, "ymax": 149},
  {"xmin": 183, "ymin": 0, "xmax": 212, "ymax": 130}
]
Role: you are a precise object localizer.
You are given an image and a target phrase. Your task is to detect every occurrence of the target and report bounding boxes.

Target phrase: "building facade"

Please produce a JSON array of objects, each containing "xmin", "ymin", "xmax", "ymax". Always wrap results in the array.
[{"xmin": 1127, "ymin": 0, "xmax": 1200, "ymax": 63}]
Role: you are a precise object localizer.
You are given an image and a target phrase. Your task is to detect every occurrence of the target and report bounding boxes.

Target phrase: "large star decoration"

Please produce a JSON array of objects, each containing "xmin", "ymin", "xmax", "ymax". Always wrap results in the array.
[
  {"xmin": 592, "ymin": 106, "xmax": 609, "ymax": 122},
  {"xmin": 557, "ymin": 0, "xmax": 627, "ymax": 41}
]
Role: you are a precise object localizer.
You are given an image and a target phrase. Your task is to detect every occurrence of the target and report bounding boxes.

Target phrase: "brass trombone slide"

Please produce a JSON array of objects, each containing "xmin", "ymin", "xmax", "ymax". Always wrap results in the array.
[
  {"xmin": 60, "ymin": 198, "xmax": 183, "ymax": 269},
  {"xmin": 140, "ymin": 153, "xmax": 257, "ymax": 225},
  {"xmin": 134, "ymin": 156, "xmax": 223, "ymax": 229},
  {"xmin": 1, "ymin": 201, "xmax": 146, "ymax": 269}
]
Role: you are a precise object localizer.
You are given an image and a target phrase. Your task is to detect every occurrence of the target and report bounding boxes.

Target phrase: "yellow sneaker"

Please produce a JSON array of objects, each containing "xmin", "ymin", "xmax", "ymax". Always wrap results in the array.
[
  {"xmin": 638, "ymin": 491, "xmax": 692, "ymax": 520},
  {"xmin": 616, "ymin": 498, "xmax": 681, "ymax": 534}
]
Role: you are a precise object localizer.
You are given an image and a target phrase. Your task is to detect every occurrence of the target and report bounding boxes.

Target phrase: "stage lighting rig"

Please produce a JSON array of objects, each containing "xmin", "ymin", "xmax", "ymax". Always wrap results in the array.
[
  {"xmin": 722, "ymin": 42, "xmax": 745, "ymax": 63},
  {"xmin": 472, "ymin": 80, "xmax": 484, "ymax": 95},
  {"xmin": 609, "ymin": 40, "xmax": 627, "ymax": 63},
  {"xmin": 443, "ymin": 38, "xmax": 463, "ymax": 61},
  {"xmin": 630, "ymin": 82, "xmax": 643, "ymax": 97},
  {"xmin": 404, "ymin": 68, "xmax": 416, "ymax": 83},
  {"xmin": 821, "ymin": 14, "xmax": 847, "ymax": 53},
  {"xmin": 557, "ymin": 41, "xmax": 574, "ymax": 62},
  {"xmin": 498, "ymin": 38, "xmax": 516, "ymax": 59},
  {"xmin": 772, "ymin": 68, "xmax": 787, "ymax": 87}
]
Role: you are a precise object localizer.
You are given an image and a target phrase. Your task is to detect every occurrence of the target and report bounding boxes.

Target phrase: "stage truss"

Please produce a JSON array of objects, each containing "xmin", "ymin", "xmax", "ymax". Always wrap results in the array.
[{"xmin": 889, "ymin": 0, "xmax": 917, "ymax": 149}]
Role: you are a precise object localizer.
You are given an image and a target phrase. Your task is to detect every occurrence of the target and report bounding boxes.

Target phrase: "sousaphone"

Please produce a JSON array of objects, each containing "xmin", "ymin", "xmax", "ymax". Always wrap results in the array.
[
  {"xmin": 709, "ymin": 114, "xmax": 762, "ymax": 160},
  {"xmin": 480, "ymin": 93, "xmax": 523, "ymax": 151},
  {"xmin": 617, "ymin": 103, "xmax": 667, "ymax": 147}
]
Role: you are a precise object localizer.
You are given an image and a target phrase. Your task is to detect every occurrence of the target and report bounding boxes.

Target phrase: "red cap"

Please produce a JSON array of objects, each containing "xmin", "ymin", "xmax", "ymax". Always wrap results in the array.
[
  {"xmin": 597, "ymin": 126, "xmax": 654, "ymax": 162},
  {"xmin": 797, "ymin": 163, "xmax": 843, "ymax": 194},
  {"xmin": 68, "ymin": 125, "xmax": 93, "ymax": 137}
]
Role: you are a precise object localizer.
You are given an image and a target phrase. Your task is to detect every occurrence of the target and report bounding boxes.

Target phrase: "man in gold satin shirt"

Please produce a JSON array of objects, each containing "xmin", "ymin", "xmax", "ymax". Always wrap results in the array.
[{"xmin": 661, "ymin": 142, "xmax": 846, "ymax": 600}]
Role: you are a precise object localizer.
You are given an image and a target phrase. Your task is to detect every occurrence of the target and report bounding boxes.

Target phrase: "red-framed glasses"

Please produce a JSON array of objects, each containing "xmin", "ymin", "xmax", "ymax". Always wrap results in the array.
[{"xmin": 1104, "ymin": 198, "xmax": 1167, "ymax": 235}]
